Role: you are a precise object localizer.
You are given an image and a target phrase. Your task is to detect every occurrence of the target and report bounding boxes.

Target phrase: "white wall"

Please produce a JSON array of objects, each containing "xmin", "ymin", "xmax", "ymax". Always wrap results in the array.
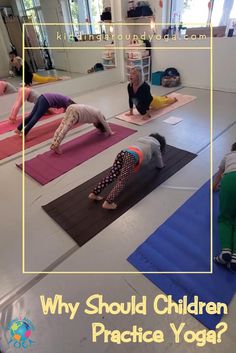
[
  {"xmin": 0, "ymin": 15, "xmax": 11, "ymax": 78},
  {"xmin": 151, "ymin": 37, "xmax": 236, "ymax": 92},
  {"xmin": 66, "ymin": 41, "xmax": 110, "ymax": 74}
]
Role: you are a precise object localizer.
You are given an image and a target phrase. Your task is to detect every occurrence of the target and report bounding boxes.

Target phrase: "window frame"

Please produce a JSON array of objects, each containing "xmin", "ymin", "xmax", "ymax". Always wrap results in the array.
[
  {"xmin": 20, "ymin": 0, "xmax": 48, "ymax": 45},
  {"xmin": 170, "ymin": 0, "xmax": 236, "ymax": 32}
]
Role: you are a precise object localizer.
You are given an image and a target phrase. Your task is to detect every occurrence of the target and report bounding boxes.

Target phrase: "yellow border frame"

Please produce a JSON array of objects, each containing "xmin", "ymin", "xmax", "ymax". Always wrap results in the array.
[{"xmin": 22, "ymin": 22, "xmax": 213, "ymax": 274}]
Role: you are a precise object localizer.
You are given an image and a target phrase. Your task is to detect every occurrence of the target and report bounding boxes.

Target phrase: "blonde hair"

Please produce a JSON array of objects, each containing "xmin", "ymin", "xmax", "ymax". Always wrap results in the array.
[
  {"xmin": 12, "ymin": 56, "xmax": 23, "ymax": 68},
  {"xmin": 131, "ymin": 66, "xmax": 144, "ymax": 86}
]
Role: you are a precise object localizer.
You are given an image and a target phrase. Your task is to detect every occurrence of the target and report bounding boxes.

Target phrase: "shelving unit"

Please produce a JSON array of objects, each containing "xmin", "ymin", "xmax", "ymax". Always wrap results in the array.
[
  {"xmin": 125, "ymin": 16, "xmax": 154, "ymax": 21},
  {"xmin": 102, "ymin": 45, "xmax": 116, "ymax": 69}
]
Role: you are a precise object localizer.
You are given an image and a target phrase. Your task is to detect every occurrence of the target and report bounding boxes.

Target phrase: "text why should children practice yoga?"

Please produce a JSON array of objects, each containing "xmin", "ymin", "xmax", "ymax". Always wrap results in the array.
[{"xmin": 40, "ymin": 294, "xmax": 228, "ymax": 347}]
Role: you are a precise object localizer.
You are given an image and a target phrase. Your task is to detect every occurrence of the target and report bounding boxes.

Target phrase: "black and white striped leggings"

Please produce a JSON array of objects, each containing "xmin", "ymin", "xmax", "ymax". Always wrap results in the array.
[{"xmin": 93, "ymin": 151, "xmax": 136, "ymax": 203}]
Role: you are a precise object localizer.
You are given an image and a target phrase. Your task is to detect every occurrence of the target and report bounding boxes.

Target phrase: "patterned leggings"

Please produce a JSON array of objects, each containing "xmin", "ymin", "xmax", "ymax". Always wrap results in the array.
[
  {"xmin": 52, "ymin": 112, "xmax": 79, "ymax": 147},
  {"xmin": 93, "ymin": 151, "xmax": 136, "ymax": 203}
]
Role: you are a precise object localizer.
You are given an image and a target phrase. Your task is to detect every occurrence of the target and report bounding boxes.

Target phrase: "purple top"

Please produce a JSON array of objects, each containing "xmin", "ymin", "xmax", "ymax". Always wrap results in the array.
[{"xmin": 42, "ymin": 93, "xmax": 72, "ymax": 108}]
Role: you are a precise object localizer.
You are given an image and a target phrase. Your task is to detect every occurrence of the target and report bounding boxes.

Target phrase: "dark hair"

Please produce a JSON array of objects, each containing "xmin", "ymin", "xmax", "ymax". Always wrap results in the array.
[
  {"xmin": 94, "ymin": 121, "xmax": 106, "ymax": 133},
  {"xmin": 231, "ymin": 142, "xmax": 236, "ymax": 151},
  {"xmin": 149, "ymin": 133, "xmax": 166, "ymax": 153},
  {"xmin": 68, "ymin": 99, "xmax": 75, "ymax": 106},
  {"xmin": 9, "ymin": 50, "xmax": 17, "ymax": 56}
]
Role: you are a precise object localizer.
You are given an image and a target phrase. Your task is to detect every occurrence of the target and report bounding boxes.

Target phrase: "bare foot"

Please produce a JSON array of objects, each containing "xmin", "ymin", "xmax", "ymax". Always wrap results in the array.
[
  {"xmin": 50, "ymin": 144, "xmax": 62, "ymax": 155},
  {"xmin": 88, "ymin": 193, "xmax": 103, "ymax": 201},
  {"xmin": 14, "ymin": 129, "xmax": 22, "ymax": 136},
  {"xmin": 102, "ymin": 201, "xmax": 117, "ymax": 210},
  {"xmin": 142, "ymin": 113, "xmax": 151, "ymax": 120},
  {"xmin": 60, "ymin": 76, "xmax": 71, "ymax": 80},
  {"xmin": 172, "ymin": 97, "xmax": 178, "ymax": 103}
]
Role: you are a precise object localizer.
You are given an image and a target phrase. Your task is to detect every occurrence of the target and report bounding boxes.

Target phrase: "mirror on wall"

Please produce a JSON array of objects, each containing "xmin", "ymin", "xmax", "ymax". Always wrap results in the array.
[
  {"xmin": 0, "ymin": 0, "xmax": 116, "ymax": 96},
  {"xmin": 48, "ymin": 0, "xmax": 116, "ymax": 77}
]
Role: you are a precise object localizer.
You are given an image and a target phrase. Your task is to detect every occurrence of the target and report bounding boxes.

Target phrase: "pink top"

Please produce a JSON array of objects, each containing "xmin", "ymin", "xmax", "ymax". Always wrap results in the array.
[
  {"xmin": 0, "ymin": 81, "xmax": 7, "ymax": 95},
  {"xmin": 0, "ymin": 81, "xmax": 17, "ymax": 95},
  {"xmin": 65, "ymin": 104, "xmax": 112, "ymax": 135},
  {"xmin": 9, "ymin": 87, "xmax": 39, "ymax": 120}
]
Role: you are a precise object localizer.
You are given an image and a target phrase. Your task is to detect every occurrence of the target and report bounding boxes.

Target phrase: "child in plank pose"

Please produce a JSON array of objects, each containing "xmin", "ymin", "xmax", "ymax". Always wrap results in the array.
[
  {"xmin": 15, "ymin": 93, "xmax": 75, "ymax": 136},
  {"xmin": 8, "ymin": 87, "xmax": 40, "ymax": 123},
  {"xmin": 50, "ymin": 104, "xmax": 113, "ymax": 154},
  {"xmin": 0, "ymin": 80, "xmax": 17, "ymax": 95},
  {"xmin": 213, "ymin": 142, "xmax": 236, "ymax": 271},
  {"xmin": 126, "ymin": 66, "xmax": 177, "ymax": 119},
  {"xmin": 89, "ymin": 133, "xmax": 166, "ymax": 209}
]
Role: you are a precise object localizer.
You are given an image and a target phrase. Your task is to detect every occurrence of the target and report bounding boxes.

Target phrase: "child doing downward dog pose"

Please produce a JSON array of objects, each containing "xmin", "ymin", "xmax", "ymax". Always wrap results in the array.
[
  {"xmin": 126, "ymin": 67, "xmax": 177, "ymax": 119},
  {"xmin": 15, "ymin": 93, "xmax": 75, "ymax": 136},
  {"xmin": 50, "ymin": 104, "xmax": 113, "ymax": 154},
  {"xmin": 89, "ymin": 133, "xmax": 166, "ymax": 209},
  {"xmin": 8, "ymin": 87, "xmax": 40, "ymax": 123},
  {"xmin": 213, "ymin": 142, "xmax": 236, "ymax": 271}
]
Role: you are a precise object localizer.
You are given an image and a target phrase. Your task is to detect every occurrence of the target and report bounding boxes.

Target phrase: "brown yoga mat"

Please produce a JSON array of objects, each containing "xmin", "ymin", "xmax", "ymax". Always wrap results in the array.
[{"xmin": 42, "ymin": 145, "xmax": 197, "ymax": 246}]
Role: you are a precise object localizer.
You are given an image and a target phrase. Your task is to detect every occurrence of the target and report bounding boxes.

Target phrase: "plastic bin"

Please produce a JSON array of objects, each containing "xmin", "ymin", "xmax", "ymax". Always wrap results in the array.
[{"xmin": 152, "ymin": 71, "xmax": 164, "ymax": 86}]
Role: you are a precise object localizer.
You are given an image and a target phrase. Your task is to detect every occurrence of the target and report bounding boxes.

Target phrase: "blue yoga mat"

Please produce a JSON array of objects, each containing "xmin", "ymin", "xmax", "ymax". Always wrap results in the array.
[{"xmin": 128, "ymin": 181, "xmax": 236, "ymax": 329}]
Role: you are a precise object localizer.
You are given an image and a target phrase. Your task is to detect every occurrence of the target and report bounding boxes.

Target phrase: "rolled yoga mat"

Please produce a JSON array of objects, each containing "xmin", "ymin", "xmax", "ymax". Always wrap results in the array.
[
  {"xmin": 0, "ymin": 108, "xmax": 64, "ymax": 135},
  {"xmin": 17, "ymin": 123, "xmax": 137, "ymax": 185},
  {"xmin": 116, "ymin": 93, "xmax": 197, "ymax": 126},
  {"xmin": 127, "ymin": 180, "xmax": 236, "ymax": 329},
  {"xmin": 42, "ymin": 145, "xmax": 196, "ymax": 247}
]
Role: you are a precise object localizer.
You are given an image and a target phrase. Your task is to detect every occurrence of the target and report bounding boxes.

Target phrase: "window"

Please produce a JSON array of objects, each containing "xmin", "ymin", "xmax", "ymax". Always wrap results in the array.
[
  {"xmin": 21, "ymin": 0, "xmax": 48, "ymax": 45},
  {"xmin": 89, "ymin": 0, "xmax": 104, "ymax": 34},
  {"xmin": 65, "ymin": 0, "xmax": 104, "ymax": 36},
  {"xmin": 212, "ymin": 0, "xmax": 236, "ymax": 26},
  {"xmin": 171, "ymin": 0, "xmax": 236, "ymax": 30},
  {"xmin": 171, "ymin": 0, "xmax": 210, "ymax": 26}
]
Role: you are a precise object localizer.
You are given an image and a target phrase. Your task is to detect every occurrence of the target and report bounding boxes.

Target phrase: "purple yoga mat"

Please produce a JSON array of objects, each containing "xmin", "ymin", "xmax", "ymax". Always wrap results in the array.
[{"xmin": 17, "ymin": 123, "xmax": 136, "ymax": 185}]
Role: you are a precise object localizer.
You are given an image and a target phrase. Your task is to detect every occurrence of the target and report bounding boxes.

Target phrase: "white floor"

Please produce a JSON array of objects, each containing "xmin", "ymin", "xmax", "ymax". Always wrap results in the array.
[{"xmin": 0, "ymin": 82, "xmax": 235, "ymax": 353}]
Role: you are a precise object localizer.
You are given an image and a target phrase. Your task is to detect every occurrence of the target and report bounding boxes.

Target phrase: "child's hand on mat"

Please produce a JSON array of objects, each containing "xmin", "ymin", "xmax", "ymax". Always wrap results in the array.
[
  {"xmin": 9, "ymin": 117, "xmax": 17, "ymax": 124},
  {"xmin": 125, "ymin": 111, "xmax": 133, "ymax": 116}
]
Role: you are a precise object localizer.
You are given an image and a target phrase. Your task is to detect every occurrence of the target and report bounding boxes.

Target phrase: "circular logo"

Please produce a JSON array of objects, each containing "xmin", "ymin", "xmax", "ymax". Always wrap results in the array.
[
  {"xmin": 9, "ymin": 319, "xmax": 32, "ymax": 342},
  {"xmin": 7, "ymin": 318, "xmax": 35, "ymax": 349}
]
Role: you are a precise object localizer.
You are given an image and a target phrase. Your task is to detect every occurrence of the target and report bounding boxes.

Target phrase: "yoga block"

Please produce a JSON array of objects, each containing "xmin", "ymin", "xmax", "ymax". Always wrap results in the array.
[{"xmin": 152, "ymin": 71, "xmax": 165, "ymax": 86}]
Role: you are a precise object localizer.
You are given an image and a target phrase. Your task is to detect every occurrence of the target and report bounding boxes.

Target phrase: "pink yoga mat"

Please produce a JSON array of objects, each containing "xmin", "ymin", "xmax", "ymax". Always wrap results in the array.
[
  {"xmin": 116, "ymin": 93, "xmax": 197, "ymax": 126},
  {"xmin": 0, "ymin": 108, "xmax": 64, "ymax": 135},
  {"xmin": 0, "ymin": 117, "xmax": 81, "ymax": 160},
  {"xmin": 17, "ymin": 123, "xmax": 136, "ymax": 185}
]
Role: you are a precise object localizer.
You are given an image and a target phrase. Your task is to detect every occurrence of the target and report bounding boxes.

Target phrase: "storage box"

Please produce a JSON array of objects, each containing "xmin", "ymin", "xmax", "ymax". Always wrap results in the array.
[{"xmin": 152, "ymin": 71, "xmax": 164, "ymax": 85}]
